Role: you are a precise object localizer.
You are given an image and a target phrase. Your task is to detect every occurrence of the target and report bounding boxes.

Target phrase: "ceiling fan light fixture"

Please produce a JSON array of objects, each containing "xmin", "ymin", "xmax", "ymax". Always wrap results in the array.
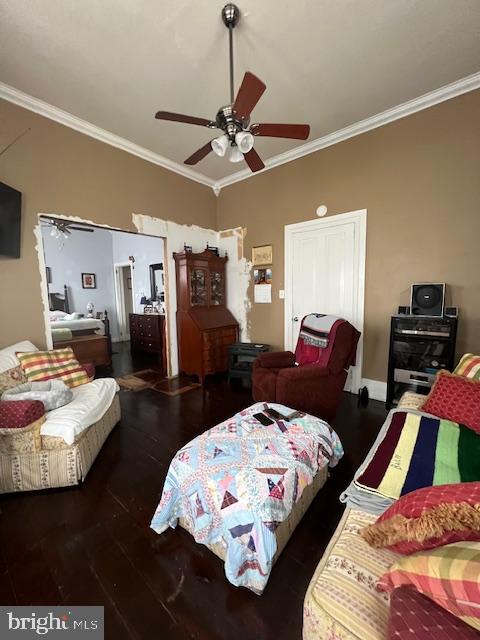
[
  {"xmin": 228, "ymin": 145, "xmax": 244, "ymax": 163},
  {"xmin": 211, "ymin": 134, "xmax": 229, "ymax": 157},
  {"xmin": 235, "ymin": 130, "xmax": 254, "ymax": 153},
  {"xmin": 154, "ymin": 4, "xmax": 310, "ymax": 174}
]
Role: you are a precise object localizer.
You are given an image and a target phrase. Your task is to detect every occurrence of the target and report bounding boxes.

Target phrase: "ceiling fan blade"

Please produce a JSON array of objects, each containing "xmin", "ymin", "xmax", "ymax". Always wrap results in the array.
[
  {"xmin": 184, "ymin": 141, "xmax": 214, "ymax": 165},
  {"xmin": 232, "ymin": 72, "xmax": 266, "ymax": 121},
  {"xmin": 244, "ymin": 148, "xmax": 265, "ymax": 173},
  {"xmin": 68, "ymin": 226, "xmax": 94, "ymax": 232},
  {"xmin": 155, "ymin": 111, "xmax": 215, "ymax": 128},
  {"xmin": 250, "ymin": 123, "xmax": 310, "ymax": 140}
]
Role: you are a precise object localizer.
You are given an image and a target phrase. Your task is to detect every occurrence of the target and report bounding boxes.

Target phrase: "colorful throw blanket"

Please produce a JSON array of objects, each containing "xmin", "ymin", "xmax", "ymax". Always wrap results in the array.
[
  {"xmin": 150, "ymin": 402, "xmax": 343, "ymax": 594},
  {"xmin": 355, "ymin": 411, "xmax": 480, "ymax": 502}
]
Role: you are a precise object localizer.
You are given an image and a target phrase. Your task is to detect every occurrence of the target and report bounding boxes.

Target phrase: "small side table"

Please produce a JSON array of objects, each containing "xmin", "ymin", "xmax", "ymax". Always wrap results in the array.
[{"xmin": 228, "ymin": 342, "xmax": 270, "ymax": 386}]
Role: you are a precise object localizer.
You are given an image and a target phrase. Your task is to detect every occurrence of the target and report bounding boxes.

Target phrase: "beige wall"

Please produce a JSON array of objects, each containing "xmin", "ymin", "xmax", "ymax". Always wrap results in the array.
[
  {"xmin": 0, "ymin": 99, "xmax": 215, "ymax": 349},
  {"xmin": 216, "ymin": 90, "xmax": 480, "ymax": 382},
  {"xmin": 2, "ymin": 90, "xmax": 479, "ymax": 379}
]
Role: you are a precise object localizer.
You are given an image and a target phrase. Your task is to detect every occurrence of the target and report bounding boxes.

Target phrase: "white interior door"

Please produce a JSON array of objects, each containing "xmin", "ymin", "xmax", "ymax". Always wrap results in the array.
[
  {"xmin": 285, "ymin": 210, "xmax": 366, "ymax": 393},
  {"xmin": 114, "ymin": 262, "xmax": 134, "ymax": 341}
]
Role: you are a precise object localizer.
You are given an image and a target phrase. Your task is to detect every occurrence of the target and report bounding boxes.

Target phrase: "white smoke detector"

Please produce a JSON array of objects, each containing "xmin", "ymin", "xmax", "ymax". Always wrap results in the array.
[{"xmin": 316, "ymin": 205, "xmax": 328, "ymax": 217}]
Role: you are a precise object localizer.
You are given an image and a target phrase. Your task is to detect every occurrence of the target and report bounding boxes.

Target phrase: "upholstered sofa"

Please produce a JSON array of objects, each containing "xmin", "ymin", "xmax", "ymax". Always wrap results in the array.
[
  {"xmin": 0, "ymin": 341, "xmax": 120, "ymax": 493},
  {"xmin": 303, "ymin": 371, "xmax": 479, "ymax": 639}
]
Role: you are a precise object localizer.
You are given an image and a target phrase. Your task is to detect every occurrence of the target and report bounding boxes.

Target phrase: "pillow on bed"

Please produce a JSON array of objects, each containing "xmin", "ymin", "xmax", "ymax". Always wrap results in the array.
[
  {"xmin": 378, "ymin": 541, "xmax": 480, "ymax": 631},
  {"xmin": 455, "ymin": 354, "xmax": 480, "ymax": 381},
  {"xmin": 49, "ymin": 310, "xmax": 67, "ymax": 321},
  {"xmin": 421, "ymin": 370, "xmax": 480, "ymax": 433},
  {"xmin": 361, "ymin": 482, "xmax": 480, "ymax": 554},
  {"xmin": 61, "ymin": 312, "xmax": 82, "ymax": 321},
  {"xmin": 16, "ymin": 348, "xmax": 90, "ymax": 388}
]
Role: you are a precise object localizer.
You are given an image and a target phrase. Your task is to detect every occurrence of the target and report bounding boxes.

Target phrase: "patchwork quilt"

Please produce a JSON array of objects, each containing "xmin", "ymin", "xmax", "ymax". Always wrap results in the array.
[
  {"xmin": 150, "ymin": 402, "xmax": 343, "ymax": 594},
  {"xmin": 341, "ymin": 409, "xmax": 480, "ymax": 515}
]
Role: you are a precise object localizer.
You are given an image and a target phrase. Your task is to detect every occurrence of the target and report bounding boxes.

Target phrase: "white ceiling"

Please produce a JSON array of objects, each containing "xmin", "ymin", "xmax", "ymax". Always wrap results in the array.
[{"xmin": 1, "ymin": 0, "xmax": 479, "ymax": 185}]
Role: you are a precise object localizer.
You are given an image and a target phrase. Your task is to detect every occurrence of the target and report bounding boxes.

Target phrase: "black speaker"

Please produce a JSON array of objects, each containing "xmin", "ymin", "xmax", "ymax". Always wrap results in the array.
[{"xmin": 410, "ymin": 283, "xmax": 445, "ymax": 317}]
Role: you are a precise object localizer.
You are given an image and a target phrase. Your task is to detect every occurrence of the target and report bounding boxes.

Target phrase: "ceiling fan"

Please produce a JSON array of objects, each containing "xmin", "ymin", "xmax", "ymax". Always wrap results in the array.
[
  {"xmin": 154, "ymin": 3, "xmax": 310, "ymax": 173},
  {"xmin": 41, "ymin": 218, "xmax": 94, "ymax": 239}
]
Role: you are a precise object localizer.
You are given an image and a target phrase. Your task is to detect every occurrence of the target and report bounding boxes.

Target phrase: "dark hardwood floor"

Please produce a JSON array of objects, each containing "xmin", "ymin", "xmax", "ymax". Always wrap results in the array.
[{"xmin": 0, "ymin": 342, "xmax": 387, "ymax": 640}]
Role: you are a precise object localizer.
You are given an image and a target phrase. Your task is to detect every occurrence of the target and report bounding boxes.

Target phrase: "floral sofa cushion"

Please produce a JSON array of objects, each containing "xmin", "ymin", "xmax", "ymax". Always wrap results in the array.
[
  {"xmin": 397, "ymin": 392, "xmax": 426, "ymax": 411},
  {"xmin": 303, "ymin": 508, "xmax": 399, "ymax": 640},
  {"xmin": 0, "ymin": 365, "xmax": 27, "ymax": 393}
]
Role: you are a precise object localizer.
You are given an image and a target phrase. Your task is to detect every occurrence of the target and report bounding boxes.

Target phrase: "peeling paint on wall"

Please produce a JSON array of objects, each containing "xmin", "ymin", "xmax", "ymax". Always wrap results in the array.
[
  {"xmin": 132, "ymin": 215, "xmax": 250, "ymax": 375},
  {"xmin": 218, "ymin": 227, "xmax": 251, "ymax": 342}
]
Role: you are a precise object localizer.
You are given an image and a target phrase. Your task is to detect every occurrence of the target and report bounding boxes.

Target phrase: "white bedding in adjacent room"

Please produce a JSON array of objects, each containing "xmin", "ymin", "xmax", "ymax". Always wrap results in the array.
[
  {"xmin": 40, "ymin": 378, "xmax": 119, "ymax": 444},
  {"xmin": 50, "ymin": 318, "xmax": 105, "ymax": 335}
]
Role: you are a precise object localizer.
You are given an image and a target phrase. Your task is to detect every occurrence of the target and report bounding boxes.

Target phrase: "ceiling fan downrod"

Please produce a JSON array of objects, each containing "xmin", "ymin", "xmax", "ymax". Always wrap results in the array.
[{"xmin": 221, "ymin": 3, "xmax": 240, "ymax": 105}]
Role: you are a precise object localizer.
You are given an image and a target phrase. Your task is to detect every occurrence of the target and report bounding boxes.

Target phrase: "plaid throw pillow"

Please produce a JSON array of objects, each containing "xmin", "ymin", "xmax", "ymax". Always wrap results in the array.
[
  {"xmin": 16, "ymin": 348, "xmax": 89, "ymax": 388},
  {"xmin": 378, "ymin": 541, "xmax": 480, "ymax": 631},
  {"xmin": 455, "ymin": 354, "xmax": 480, "ymax": 381},
  {"xmin": 421, "ymin": 370, "xmax": 480, "ymax": 433}
]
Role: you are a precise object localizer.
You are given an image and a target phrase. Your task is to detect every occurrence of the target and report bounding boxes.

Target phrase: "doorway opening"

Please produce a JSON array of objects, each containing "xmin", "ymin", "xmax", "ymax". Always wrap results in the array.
[
  {"xmin": 37, "ymin": 215, "xmax": 168, "ymax": 375},
  {"xmin": 114, "ymin": 263, "xmax": 134, "ymax": 342}
]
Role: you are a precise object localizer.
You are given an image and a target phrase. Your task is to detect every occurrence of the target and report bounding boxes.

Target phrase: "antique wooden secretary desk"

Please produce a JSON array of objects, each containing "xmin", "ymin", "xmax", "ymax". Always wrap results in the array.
[{"xmin": 173, "ymin": 248, "xmax": 238, "ymax": 383}]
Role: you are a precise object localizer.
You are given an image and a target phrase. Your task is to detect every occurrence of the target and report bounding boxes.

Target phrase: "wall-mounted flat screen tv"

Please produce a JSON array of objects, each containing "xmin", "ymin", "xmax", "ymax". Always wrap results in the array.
[{"xmin": 0, "ymin": 181, "xmax": 21, "ymax": 258}]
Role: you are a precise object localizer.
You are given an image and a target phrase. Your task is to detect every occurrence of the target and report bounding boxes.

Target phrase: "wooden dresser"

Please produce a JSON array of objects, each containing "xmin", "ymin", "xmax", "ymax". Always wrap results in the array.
[
  {"xmin": 174, "ymin": 248, "xmax": 238, "ymax": 383},
  {"xmin": 53, "ymin": 335, "xmax": 110, "ymax": 367},
  {"xmin": 129, "ymin": 313, "xmax": 166, "ymax": 373}
]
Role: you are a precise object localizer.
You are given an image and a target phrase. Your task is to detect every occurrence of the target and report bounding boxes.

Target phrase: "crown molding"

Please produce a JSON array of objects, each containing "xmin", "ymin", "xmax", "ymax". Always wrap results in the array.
[
  {"xmin": 1, "ymin": 71, "xmax": 479, "ymax": 197},
  {"xmin": 212, "ymin": 70, "xmax": 480, "ymax": 193},
  {"xmin": 0, "ymin": 81, "xmax": 216, "ymax": 190}
]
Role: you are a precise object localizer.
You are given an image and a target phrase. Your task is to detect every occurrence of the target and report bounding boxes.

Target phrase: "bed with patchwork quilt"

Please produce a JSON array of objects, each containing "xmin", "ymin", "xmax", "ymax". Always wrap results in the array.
[
  {"xmin": 150, "ymin": 402, "xmax": 343, "ymax": 594},
  {"xmin": 341, "ymin": 409, "xmax": 480, "ymax": 515}
]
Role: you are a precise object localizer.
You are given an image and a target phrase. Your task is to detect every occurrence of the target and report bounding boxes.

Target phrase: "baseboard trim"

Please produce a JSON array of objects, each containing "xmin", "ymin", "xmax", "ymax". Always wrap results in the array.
[{"xmin": 361, "ymin": 378, "xmax": 387, "ymax": 403}]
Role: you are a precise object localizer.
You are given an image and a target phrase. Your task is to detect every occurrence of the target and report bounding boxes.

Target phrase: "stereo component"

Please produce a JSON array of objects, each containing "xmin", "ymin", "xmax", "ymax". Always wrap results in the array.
[
  {"xmin": 398, "ymin": 305, "xmax": 411, "ymax": 315},
  {"xmin": 445, "ymin": 306, "xmax": 458, "ymax": 318}
]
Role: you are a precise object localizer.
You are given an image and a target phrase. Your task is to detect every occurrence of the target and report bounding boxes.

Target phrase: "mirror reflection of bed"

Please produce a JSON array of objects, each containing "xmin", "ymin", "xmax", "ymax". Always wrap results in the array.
[{"xmin": 48, "ymin": 285, "xmax": 112, "ymax": 367}]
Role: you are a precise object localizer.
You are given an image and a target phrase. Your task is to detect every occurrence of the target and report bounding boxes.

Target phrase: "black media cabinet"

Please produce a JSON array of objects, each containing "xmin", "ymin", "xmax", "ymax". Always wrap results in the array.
[{"xmin": 386, "ymin": 315, "xmax": 457, "ymax": 409}]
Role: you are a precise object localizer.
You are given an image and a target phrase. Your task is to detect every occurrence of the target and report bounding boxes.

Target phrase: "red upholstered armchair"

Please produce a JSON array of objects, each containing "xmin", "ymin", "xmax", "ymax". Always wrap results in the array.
[{"xmin": 252, "ymin": 316, "xmax": 360, "ymax": 422}]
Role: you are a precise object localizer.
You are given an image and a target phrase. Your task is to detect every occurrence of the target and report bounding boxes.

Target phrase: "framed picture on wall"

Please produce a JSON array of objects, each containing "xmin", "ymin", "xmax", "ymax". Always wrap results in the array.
[
  {"xmin": 252, "ymin": 244, "xmax": 273, "ymax": 266},
  {"xmin": 253, "ymin": 268, "xmax": 272, "ymax": 285},
  {"xmin": 82, "ymin": 273, "xmax": 96, "ymax": 289}
]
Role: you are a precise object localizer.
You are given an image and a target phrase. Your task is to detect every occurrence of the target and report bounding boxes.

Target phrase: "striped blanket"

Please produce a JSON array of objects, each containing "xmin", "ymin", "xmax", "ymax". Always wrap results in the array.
[
  {"xmin": 355, "ymin": 411, "xmax": 480, "ymax": 502},
  {"xmin": 298, "ymin": 314, "xmax": 340, "ymax": 349}
]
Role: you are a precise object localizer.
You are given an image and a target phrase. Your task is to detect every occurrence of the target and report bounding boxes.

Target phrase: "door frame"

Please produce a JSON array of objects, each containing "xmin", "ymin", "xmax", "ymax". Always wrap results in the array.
[
  {"xmin": 284, "ymin": 209, "xmax": 367, "ymax": 393},
  {"xmin": 113, "ymin": 261, "xmax": 135, "ymax": 341}
]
